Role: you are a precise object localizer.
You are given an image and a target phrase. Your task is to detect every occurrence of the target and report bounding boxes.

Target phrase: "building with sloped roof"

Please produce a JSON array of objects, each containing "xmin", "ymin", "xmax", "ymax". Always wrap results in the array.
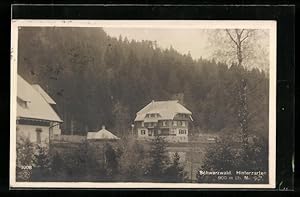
[
  {"xmin": 134, "ymin": 100, "xmax": 193, "ymax": 142},
  {"xmin": 16, "ymin": 75, "xmax": 63, "ymax": 145},
  {"xmin": 87, "ymin": 126, "xmax": 120, "ymax": 140}
]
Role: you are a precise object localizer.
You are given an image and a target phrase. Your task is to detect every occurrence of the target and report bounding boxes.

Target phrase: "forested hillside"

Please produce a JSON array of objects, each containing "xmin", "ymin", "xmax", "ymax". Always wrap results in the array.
[{"xmin": 17, "ymin": 27, "xmax": 269, "ymax": 139}]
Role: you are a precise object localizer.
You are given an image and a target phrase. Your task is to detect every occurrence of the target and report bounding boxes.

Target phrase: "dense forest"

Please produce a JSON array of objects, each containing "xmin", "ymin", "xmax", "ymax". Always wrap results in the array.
[{"xmin": 17, "ymin": 27, "xmax": 269, "ymax": 139}]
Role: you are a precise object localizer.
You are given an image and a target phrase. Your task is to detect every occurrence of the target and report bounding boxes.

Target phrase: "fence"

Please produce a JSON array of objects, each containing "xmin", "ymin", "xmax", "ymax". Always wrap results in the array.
[{"xmin": 52, "ymin": 134, "xmax": 86, "ymax": 143}]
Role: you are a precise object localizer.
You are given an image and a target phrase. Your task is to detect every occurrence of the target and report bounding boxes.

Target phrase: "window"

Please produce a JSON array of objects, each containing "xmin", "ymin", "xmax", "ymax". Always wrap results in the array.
[
  {"xmin": 36, "ymin": 128, "xmax": 42, "ymax": 144},
  {"xmin": 162, "ymin": 121, "xmax": 167, "ymax": 126},
  {"xmin": 17, "ymin": 97, "xmax": 28, "ymax": 108},
  {"xmin": 49, "ymin": 126, "xmax": 54, "ymax": 138},
  {"xmin": 179, "ymin": 129, "xmax": 187, "ymax": 135},
  {"xmin": 140, "ymin": 130, "xmax": 146, "ymax": 135},
  {"xmin": 161, "ymin": 129, "xmax": 170, "ymax": 135},
  {"xmin": 170, "ymin": 129, "xmax": 176, "ymax": 134},
  {"xmin": 150, "ymin": 114, "xmax": 155, "ymax": 118},
  {"xmin": 141, "ymin": 122, "xmax": 144, "ymax": 127},
  {"xmin": 182, "ymin": 121, "xmax": 186, "ymax": 127},
  {"xmin": 173, "ymin": 121, "xmax": 177, "ymax": 126}
]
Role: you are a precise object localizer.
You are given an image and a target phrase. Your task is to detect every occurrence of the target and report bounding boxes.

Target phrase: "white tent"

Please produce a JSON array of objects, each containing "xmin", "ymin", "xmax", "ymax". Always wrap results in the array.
[{"xmin": 87, "ymin": 126, "xmax": 120, "ymax": 140}]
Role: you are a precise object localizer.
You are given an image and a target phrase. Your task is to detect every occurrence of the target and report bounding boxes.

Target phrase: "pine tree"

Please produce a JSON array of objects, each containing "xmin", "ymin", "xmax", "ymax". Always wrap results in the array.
[
  {"xmin": 165, "ymin": 152, "xmax": 186, "ymax": 182},
  {"xmin": 147, "ymin": 136, "xmax": 169, "ymax": 180},
  {"xmin": 18, "ymin": 27, "xmax": 269, "ymax": 139},
  {"xmin": 112, "ymin": 101, "xmax": 131, "ymax": 137}
]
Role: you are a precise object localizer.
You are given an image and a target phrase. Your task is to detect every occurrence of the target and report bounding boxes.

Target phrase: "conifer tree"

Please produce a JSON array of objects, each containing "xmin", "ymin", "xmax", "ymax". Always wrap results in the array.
[
  {"xmin": 147, "ymin": 136, "xmax": 169, "ymax": 179},
  {"xmin": 165, "ymin": 152, "xmax": 186, "ymax": 182},
  {"xmin": 18, "ymin": 27, "xmax": 269, "ymax": 139}
]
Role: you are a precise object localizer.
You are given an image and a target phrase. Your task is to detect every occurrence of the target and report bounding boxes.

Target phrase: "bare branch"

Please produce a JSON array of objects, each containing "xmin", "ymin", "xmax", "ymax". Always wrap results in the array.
[
  {"xmin": 240, "ymin": 30, "xmax": 255, "ymax": 43},
  {"xmin": 234, "ymin": 29, "xmax": 240, "ymax": 38},
  {"xmin": 225, "ymin": 29, "xmax": 238, "ymax": 46},
  {"xmin": 239, "ymin": 29, "xmax": 245, "ymax": 37},
  {"xmin": 209, "ymin": 29, "xmax": 269, "ymax": 72}
]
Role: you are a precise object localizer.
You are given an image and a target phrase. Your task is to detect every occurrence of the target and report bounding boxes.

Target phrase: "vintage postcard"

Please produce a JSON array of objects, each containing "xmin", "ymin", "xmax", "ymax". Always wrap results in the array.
[{"xmin": 10, "ymin": 20, "xmax": 276, "ymax": 188}]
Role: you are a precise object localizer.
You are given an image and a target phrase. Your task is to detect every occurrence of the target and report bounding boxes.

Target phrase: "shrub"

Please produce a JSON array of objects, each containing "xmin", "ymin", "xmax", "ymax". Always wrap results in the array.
[
  {"xmin": 164, "ymin": 152, "xmax": 187, "ymax": 182},
  {"xmin": 118, "ymin": 138, "xmax": 149, "ymax": 181},
  {"xmin": 31, "ymin": 145, "xmax": 52, "ymax": 181},
  {"xmin": 16, "ymin": 137, "xmax": 35, "ymax": 181},
  {"xmin": 196, "ymin": 134, "xmax": 268, "ymax": 183}
]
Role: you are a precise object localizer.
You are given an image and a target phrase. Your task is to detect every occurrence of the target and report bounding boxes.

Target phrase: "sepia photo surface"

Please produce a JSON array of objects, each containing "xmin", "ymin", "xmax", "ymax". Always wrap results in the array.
[{"xmin": 10, "ymin": 20, "xmax": 276, "ymax": 188}]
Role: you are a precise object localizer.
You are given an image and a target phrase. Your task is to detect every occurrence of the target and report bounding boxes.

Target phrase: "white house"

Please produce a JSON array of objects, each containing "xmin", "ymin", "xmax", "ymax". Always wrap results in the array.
[
  {"xmin": 134, "ymin": 100, "xmax": 193, "ymax": 143},
  {"xmin": 87, "ymin": 126, "xmax": 120, "ymax": 140},
  {"xmin": 16, "ymin": 75, "xmax": 63, "ymax": 146}
]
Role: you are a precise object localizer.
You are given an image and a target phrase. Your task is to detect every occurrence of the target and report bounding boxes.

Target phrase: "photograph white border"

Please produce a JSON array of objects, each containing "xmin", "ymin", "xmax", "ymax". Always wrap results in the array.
[{"xmin": 10, "ymin": 20, "xmax": 277, "ymax": 189}]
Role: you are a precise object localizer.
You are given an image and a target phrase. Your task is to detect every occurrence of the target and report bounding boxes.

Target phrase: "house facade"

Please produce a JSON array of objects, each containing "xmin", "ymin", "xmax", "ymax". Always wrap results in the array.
[
  {"xmin": 16, "ymin": 75, "xmax": 63, "ymax": 146},
  {"xmin": 134, "ymin": 100, "xmax": 193, "ymax": 142}
]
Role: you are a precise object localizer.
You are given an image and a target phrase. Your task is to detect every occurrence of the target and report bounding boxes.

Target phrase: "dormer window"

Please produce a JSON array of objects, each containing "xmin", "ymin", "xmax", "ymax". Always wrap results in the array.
[
  {"xmin": 162, "ymin": 121, "xmax": 167, "ymax": 126},
  {"xmin": 17, "ymin": 97, "xmax": 29, "ymax": 108},
  {"xmin": 179, "ymin": 114, "xmax": 186, "ymax": 118},
  {"xmin": 182, "ymin": 121, "xmax": 186, "ymax": 126},
  {"xmin": 173, "ymin": 121, "xmax": 177, "ymax": 126}
]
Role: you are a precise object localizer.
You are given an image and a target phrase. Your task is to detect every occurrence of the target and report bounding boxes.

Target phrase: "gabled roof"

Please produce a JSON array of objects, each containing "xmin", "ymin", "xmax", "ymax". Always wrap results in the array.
[
  {"xmin": 32, "ymin": 84, "xmax": 56, "ymax": 105},
  {"xmin": 17, "ymin": 75, "xmax": 63, "ymax": 122},
  {"xmin": 134, "ymin": 100, "xmax": 192, "ymax": 121},
  {"xmin": 87, "ymin": 127, "xmax": 120, "ymax": 140}
]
